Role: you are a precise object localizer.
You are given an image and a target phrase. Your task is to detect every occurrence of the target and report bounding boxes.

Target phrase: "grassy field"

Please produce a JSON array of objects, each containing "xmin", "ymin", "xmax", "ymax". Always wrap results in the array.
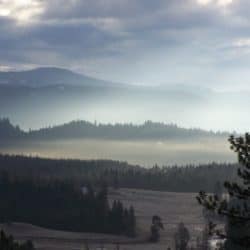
[{"xmin": 0, "ymin": 188, "xmax": 205, "ymax": 250}]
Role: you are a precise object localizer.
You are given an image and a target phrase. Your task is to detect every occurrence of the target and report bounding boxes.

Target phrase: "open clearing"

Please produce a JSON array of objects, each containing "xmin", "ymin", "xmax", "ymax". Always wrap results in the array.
[{"xmin": 0, "ymin": 188, "xmax": 205, "ymax": 250}]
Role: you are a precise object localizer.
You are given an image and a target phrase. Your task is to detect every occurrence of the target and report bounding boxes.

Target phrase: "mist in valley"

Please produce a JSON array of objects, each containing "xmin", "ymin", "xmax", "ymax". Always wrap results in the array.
[
  {"xmin": 0, "ymin": 70, "xmax": 249, "ymax": 133},
  {"xmin": 0, "ymin": 137, "xmax": 235, "ymax": 166}
]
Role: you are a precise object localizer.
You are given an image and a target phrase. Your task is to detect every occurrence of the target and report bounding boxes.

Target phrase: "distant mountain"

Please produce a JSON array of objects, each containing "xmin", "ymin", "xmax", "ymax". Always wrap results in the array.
[
  {"xmin": 0, "ymin": 69, "xmax": 213, "ymax": 130},
  {"xmin": 0, "ymin": 118, "xmax": 228, "ymax": 141},
  {"xmin": 0, "ymin": 67, "xmax": 117, "ymax": 87},
  {"xmin": 0, "ymin": 67, "xmax": 249, "ymax": 132}
]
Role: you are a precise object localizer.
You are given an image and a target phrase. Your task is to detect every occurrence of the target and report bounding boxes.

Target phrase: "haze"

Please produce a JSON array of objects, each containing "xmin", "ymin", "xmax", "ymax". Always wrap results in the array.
[{"xmin": 0, "ymin": 0, "xmax": 249, "ymax": 164}]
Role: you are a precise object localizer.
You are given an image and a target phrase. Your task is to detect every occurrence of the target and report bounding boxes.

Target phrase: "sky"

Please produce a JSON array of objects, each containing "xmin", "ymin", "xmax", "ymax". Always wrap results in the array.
[{"xmin": 0, "ymin": 0, "xmax": 250, "ymax": 90}]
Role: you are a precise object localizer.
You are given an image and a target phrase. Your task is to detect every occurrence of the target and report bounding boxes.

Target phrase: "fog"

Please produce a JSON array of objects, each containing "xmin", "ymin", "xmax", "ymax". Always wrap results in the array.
[
  {"xmin": 1, "ymin": 83, "xmax": 250, "ymax": 133},
  {"xmin": 0, "ymin": 138, "xmax": 235, "ymax": 167}
]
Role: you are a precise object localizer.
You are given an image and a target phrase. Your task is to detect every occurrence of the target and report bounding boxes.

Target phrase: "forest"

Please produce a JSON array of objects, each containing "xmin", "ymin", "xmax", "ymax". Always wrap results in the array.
[
  {"xmin": 0, "ymin": 171, "xmax": 136, "ymax": 237},
  {"xmin": 0, "ymin": 154, "xmax": 237, "ymax": 193}
]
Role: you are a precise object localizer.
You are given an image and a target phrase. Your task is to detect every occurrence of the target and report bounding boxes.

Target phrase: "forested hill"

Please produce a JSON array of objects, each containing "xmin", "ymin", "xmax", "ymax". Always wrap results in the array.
[
  {"xmin": 0, "ymin": 118, "xmax": 228, "ymax": 141},
  {"xmin": 0, "ymin": 154, "xmax": 237, "ymax": 193}
]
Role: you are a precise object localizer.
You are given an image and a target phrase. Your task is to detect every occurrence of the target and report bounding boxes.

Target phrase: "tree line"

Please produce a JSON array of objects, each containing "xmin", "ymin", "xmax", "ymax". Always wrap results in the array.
[
  {"xmin": 0, "ymin": 173, "xmax": 136, "ymax": 237},
  {"xmin": 0, "ymin": 154, "xmax": 238, "ymax": 193},
  {"xmin": 0, "ymin": 118, "xmax": 228, "ymax": 141}
]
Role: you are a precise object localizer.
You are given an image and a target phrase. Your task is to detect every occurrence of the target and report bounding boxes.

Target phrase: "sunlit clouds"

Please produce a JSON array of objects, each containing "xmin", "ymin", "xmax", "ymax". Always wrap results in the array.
[
  {"xmin": 0, "ymin": 0, "xmax": 44, "ymax": 23},
  {"xmin": 0, "ymin": 0, "xmax": 250, "ymax": 89},
  {"xmin": 233, "ymin": 38, "xmax": 250, "ymax": 47},
  {"xmin": 197, "ymin": 0, "xmax": 233, "ymax": 6}
]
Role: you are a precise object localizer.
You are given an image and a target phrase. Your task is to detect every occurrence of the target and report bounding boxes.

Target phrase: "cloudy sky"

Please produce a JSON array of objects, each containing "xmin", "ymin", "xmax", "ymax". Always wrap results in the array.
[{"xmin": 0, "ymin": 0, "xmax": 250, "ymax": 89}]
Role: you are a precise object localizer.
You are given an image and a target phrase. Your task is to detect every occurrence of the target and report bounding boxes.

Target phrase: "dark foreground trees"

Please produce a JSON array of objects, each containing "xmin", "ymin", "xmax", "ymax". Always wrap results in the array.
[
  {"xmin": 0, "ymin": 176, "xmax": 136, "ymax": 237},
  {"xmin": 197, "ymin": 134, "xmax": 250, "ymax": 249},
  {"xmin": 0, "ymin": 230, "xmax": 34, "ymax": 250},
  {"xmin": 174, "ymin": 222, "xmax": 190, "ymax": 250},
  {"xmin": 150, "ymin": 215, "xmax": 164, "ymax": 242}
]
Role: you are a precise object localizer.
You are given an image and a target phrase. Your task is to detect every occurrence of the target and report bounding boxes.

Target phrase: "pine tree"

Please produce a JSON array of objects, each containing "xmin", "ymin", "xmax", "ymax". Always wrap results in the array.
[
  {"xmin": 150, "ymin": 215, "xmax": 164, "ymax": 242},
  {"xmin": 197, "ymin": 134, "xmax": 250, "ymax": 249},
  {"xmin": 127, "ymin": 206, "xmax": 136, "ymax": 237}
]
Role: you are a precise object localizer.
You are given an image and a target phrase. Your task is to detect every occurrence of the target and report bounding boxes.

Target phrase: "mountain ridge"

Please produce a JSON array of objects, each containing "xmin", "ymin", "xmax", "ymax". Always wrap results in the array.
[{"xmin": 0, "ymin": 67, "xmax": 119, "ymax": 87}]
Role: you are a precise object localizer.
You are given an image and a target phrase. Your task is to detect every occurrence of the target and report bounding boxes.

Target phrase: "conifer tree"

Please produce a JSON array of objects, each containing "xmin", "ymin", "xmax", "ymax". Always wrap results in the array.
[{"xmin": 197, "ymin": 134, "xmax": 250, "ymax": 249}]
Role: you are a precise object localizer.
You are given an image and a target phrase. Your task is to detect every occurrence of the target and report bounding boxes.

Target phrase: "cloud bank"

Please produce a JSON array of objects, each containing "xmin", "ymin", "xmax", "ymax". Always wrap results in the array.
[{"xmin": 0, "ymin": 0, "xmax": 250, "ymax": 89}]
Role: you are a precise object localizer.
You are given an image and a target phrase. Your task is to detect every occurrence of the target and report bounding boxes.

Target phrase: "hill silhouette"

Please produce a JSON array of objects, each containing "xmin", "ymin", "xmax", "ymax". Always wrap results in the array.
[
  {"xmin": 0, "ymin": 67, "xmax": 117, "ymax": 87},
  {"xmin": 0, "ymin": 118, "xmax": 228, "ymax": 141}
]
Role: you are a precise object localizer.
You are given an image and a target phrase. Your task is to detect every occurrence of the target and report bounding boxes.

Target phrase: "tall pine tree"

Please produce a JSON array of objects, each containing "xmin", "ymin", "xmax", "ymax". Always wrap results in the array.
[{"xmin": 197, "ymin": 134, "xmax": 250, "ymax": 249}]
